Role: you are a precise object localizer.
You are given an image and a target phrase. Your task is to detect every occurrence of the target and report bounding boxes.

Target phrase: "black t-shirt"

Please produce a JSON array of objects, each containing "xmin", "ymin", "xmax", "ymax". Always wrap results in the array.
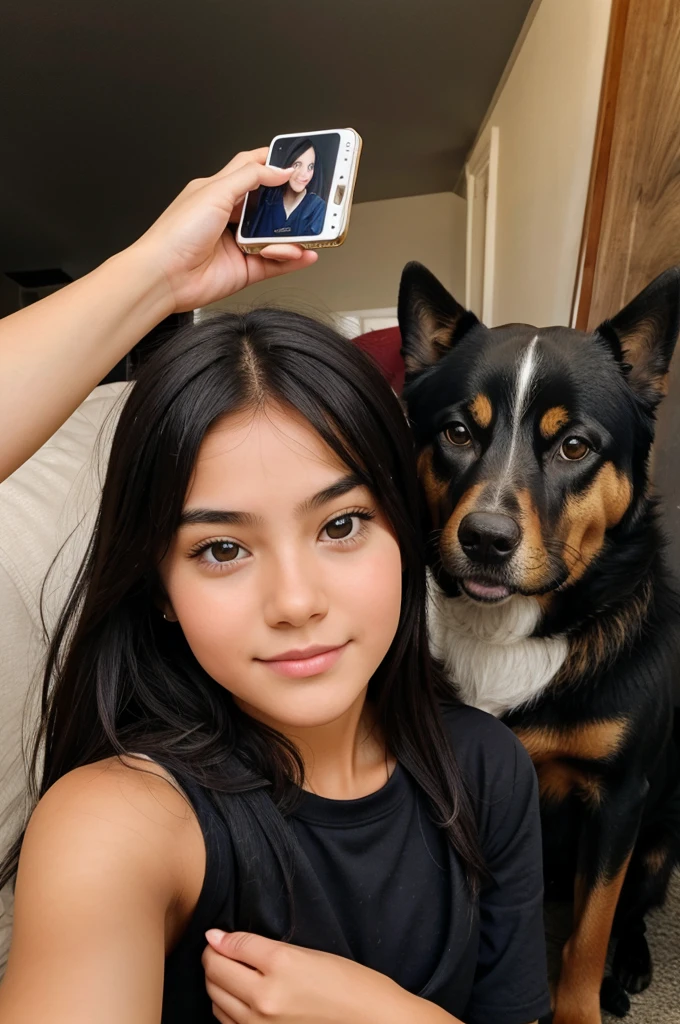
[{"xmin": 162, "ymin": 705, "xmax": 550, "ymax": 1024}]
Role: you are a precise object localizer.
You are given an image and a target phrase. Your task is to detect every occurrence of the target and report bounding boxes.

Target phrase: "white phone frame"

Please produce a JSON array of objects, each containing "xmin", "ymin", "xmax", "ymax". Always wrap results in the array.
[{"xmin": 236, "ymin": 128, "xmax": 361, "ymax": 251}]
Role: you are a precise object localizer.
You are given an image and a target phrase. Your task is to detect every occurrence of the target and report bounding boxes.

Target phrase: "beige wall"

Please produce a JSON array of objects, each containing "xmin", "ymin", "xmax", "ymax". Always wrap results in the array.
[
  {"xmin": 472, "ymin": 0, "xmax": 612, "ymax": 328},
  {"xmin": 210, "ymin": 192, "xmax": 467, "ymax": 318}
]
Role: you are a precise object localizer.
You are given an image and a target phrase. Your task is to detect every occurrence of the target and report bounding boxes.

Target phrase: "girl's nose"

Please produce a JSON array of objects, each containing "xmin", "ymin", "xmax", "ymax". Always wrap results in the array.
[{"xmin": 263, "ymin": 552, "xmax": 329, "ymax": 629}]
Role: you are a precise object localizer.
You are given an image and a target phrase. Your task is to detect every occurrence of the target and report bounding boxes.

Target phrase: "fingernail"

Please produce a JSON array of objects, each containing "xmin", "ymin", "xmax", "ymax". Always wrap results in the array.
[{"xmin": 206, "ymin": 929, "xmax": 227, "ymax": 945}]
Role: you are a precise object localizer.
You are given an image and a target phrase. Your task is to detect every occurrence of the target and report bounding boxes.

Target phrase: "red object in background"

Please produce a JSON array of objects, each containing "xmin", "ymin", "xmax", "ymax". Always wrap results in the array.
[{"xmin": 352, "ymin": 326, "xmax": 405, "ymax": 395}]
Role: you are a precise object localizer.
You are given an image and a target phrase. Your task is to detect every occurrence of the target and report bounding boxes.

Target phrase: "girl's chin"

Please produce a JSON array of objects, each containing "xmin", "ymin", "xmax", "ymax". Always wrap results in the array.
[{"xmin": 242, "ymin": 691, "xmax": 369, "ymax": 732}]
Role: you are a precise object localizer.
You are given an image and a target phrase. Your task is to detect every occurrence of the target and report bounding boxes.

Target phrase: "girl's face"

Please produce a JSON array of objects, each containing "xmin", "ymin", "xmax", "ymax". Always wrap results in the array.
[
  {"xmin": 159, "ymin": 404, "xmax": 403, "ymax": 730},
  {"xmin": 289, "ymin": 147, "xmax": 315, "ymax": 192}
]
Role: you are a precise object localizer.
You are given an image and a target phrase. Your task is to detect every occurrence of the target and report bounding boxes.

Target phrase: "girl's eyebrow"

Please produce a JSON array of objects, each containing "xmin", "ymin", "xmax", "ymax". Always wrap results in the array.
[
  {"xmin": 296, "ymin": 472, "xmax": 365, "ymax": 515},
  {"xmin": 178, "ymin": 473, "xmax": 365, "ymax": 529},
  {"xmin": 179, "ymin": 508, "xmax": 259, "ymax": 528}
]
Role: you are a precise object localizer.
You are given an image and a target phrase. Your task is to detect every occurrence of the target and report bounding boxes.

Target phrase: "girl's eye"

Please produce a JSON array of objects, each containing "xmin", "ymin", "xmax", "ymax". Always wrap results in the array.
[
  {"xmin": 323, "ymin": 515, "xmax": 358, "ymax": 541},
  {"xmin": 321, "ymin": 511, "xmax": 374, "ymax": 543},
  {"xmin": 445, "ymin": 423, "xmax": 472, "ymax": 446},
  {"xmin": 201, "ymin": 541, "xmax": 245, "ymax": 564},
  {"xmin": 560, "ymin": 437, "xmax": 590, "ymax": 461}
]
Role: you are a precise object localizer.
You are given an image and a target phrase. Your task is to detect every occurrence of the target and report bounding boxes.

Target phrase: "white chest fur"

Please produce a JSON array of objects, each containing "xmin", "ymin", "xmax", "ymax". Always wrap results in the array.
[{"xmin": 428, "ymin": 581, "xmax": 568, "ymax": 718}]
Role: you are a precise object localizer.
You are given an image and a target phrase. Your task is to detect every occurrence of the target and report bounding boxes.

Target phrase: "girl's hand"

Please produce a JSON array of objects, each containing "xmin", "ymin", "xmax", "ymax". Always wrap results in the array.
[
  {"xmin": 132, "ymin": 148, "xmax": 318, "ymax": 313},
  {"xmin": 202, "ymin": 929, "xmax": 419, "ymax": 1024}
]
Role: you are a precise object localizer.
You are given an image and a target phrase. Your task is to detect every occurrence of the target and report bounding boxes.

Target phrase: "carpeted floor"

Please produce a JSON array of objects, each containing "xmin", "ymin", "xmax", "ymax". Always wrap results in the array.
[{"xmin": 545, "ymin": 872, "xmax": 680, "ymax": 1022}]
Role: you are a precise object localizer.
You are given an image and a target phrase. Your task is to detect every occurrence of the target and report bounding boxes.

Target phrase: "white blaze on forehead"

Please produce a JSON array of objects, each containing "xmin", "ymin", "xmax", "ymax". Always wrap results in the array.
[{"xmin": 493, "ymin": 334, "xmax": 540, "ymax": 505}]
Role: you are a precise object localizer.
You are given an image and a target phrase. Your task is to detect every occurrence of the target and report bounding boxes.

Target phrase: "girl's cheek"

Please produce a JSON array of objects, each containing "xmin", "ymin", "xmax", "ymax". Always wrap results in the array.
[{"xmin": 345, "ymin": 536, "xmax": 403, "ymax": 618}]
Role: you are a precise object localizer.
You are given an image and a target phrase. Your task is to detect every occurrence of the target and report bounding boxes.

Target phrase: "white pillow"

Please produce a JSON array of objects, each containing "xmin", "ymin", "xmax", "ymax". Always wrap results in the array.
[{"xmin": 0, "ymin": 382, "xmax": 129, "ymax": 975}]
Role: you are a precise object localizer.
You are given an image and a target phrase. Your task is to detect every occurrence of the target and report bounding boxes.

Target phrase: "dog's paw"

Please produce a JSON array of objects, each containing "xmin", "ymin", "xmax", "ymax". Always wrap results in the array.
[
  {"xmin": 600, "ymin": 974, "xmax": 631, "ymax": 1017},
  {"xmin": 612, "ymin": 929, "xmax": 653, "ymax": 994}
]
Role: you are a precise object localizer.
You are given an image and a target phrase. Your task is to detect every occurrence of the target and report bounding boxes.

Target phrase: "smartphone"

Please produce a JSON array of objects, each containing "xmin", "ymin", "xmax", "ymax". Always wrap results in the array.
[{"xmin": 236, "ymin": 128, "xmax": 362, "ymax": 253}]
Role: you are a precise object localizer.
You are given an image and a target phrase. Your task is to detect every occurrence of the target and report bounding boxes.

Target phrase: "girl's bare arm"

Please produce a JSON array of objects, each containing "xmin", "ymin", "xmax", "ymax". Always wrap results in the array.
[{"xmin": 0, "ymin": 149, "xmax": 316, "ymax": 483}]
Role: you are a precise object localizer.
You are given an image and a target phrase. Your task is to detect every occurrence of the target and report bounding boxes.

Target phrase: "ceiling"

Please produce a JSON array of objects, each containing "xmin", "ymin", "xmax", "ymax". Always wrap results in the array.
[{"xmin": 0, "ymin": 0, "xmax": 534, "ymax": 277}]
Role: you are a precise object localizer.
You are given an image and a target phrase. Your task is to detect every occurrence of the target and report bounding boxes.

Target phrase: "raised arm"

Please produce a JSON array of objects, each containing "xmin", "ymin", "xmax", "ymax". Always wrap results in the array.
[
  {"xmin": 0, "ymin": 149, "xmax": 317, "ymax": 482},
  {"xmin": 0, "ymin": 758, "xmax": 205, "ymax": 1024}
]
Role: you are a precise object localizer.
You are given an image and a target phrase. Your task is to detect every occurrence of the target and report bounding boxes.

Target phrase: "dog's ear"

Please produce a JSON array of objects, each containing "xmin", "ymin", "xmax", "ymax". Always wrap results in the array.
[
  {"xmin": 596, "ymin": 266, "xmax": 680, "ymax": 406},
  {"xmin": 398, "ymin": 262, "xmax": 479, "ymax": 377}
]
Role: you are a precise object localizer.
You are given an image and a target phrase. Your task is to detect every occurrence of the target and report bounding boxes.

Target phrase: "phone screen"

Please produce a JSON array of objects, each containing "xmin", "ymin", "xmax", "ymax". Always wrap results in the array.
[{"xmin": 240, "ymin": 132, "xmax": 341, "ymax": 240}]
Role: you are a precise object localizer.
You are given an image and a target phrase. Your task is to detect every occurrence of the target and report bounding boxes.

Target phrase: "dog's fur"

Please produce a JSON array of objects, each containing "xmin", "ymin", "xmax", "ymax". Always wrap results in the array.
[{"xmin": 399, "ymin": 262, "xmax": 680, "ymax": 1024}]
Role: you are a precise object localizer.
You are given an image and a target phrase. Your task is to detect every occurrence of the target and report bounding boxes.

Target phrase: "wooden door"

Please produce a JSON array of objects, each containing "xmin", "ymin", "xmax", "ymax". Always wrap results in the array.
[{"xmin": 574, "ymin": 0, "xmax": 680, "ymax": 580}]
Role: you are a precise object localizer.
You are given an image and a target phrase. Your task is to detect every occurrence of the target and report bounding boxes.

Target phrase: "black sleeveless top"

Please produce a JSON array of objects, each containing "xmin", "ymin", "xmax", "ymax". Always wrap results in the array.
[{"xmin": 161, "ymin": 705, "xmax": 550, "ymax": 1024}]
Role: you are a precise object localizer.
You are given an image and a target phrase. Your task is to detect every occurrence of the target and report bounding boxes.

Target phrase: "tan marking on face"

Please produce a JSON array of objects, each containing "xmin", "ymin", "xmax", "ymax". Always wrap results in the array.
[
  {"xmin": 644, "ymin": 846, "xmax": 669, "ymax": 874},
  {"xmin": 557, "ymin": 854, "xmax": 633, "ymax": 1012},
  {"xmin": 468, "ymin": 393, "xmax": 493, "ymax": 429},
  {"xmin": 539, "ymin": 405, "xmax": 570, "ymax": 439},
  {"xmin": 417, "ymin": 447, "xmax": 448, "ymax": 529},
  {"xmin": 513, "ymin": 488, "xmax": 551, "ymax": 590},
  {"xmin": 439, "ymin": 482, "xmax": 485, "ymax": 563},
  {"xmin": 556, "ymin": 579, "xmax": 652, "ymax": 683},
  {"xmin": 514, "ymin": 718, "xmax": 628, "ymax": 764},
  {"xmin": 537, "ymin": 761, "xmax": 602, "ymax": 807},
  {"xmin": 559, "ymin": 462, "xmax": 633, "ymax": 584},
  {"xmin": 535, "ymin": 592, "xmax": 554, "ymax": 612}
]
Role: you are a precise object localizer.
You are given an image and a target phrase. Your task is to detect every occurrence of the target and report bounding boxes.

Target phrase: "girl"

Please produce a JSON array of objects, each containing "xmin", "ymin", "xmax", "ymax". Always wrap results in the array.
[{"xmin": 0, "ymin": 153, "xmax": 549, "ymax": 1024}]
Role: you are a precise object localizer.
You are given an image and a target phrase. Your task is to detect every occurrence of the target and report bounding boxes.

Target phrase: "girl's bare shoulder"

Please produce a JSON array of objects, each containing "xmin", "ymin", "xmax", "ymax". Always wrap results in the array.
[
  {"xmin": 32, "ymin": 754, "xmax": 197, "ymax": 837},
  {"xmin": 27, "ymin": 754, "xmax": 205, "ymax": 902},
  {"xmin": 0, "ymin": 756, "xmax": 205, "ymax": 1023}
]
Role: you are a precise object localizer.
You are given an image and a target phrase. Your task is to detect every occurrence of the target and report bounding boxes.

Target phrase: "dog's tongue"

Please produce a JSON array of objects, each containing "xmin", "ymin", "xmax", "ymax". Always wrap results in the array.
[{"xmin": 463, "ymin": 579, "xmax": 511, "ymax": 602}]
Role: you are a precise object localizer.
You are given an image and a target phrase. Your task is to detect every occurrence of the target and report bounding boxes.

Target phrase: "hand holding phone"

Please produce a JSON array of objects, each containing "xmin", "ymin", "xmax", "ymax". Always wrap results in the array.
[{"xmin": 237, "ymin": 128, "xmax": 362, "ymax": 253}]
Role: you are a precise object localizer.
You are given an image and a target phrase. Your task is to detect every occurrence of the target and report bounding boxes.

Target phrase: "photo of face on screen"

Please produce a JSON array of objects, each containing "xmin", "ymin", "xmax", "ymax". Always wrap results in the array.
[{"xmin": 240, "ymin": 132, "xmax": 341, "ymax": 239}]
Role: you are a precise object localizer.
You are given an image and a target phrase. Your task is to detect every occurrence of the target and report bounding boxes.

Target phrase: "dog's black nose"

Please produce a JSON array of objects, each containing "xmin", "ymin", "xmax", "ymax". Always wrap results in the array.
[{"xmin": 458, "ymin": 512, "xmax": 521, "ymax": 565}]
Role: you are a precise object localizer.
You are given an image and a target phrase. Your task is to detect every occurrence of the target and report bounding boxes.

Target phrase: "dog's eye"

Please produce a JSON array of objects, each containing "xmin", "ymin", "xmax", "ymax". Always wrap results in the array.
[
  {"xmin": 560, "ymin": 437, "xmax": 590, "ymax": 461},
  {"xmin": 444, "ymin": 423, "xmax": 472, "ymax": 447}
]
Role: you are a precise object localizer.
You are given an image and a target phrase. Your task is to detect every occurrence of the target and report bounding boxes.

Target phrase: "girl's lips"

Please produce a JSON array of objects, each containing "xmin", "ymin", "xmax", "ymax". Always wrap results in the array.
[{"xmin": 258, "ymin": 643, "xmax": 349, "ymax": 679}]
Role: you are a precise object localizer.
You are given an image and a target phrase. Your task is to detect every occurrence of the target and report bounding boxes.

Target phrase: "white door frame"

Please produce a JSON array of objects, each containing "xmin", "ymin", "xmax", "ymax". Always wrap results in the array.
[{"xmin": 465, "ymin": 125, "xmax": 499, "ymax": 326}]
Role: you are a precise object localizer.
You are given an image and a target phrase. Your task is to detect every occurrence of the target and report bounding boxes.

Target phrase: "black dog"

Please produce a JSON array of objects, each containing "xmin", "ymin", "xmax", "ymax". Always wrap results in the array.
[{"xmin": 399, "ymin": 262, "xmax": 680, "ymax": 1024}]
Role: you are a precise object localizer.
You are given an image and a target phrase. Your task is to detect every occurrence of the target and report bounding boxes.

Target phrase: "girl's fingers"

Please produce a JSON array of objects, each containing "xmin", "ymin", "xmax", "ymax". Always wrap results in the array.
[
  {"xmin": 205, "ymin": 930, "xmax": 274, "ymax": 972},
  {"xmin": 203, "ymin": 944, "xmax": 261, "ymax": 1006},
  {"xmin": 229, "ymin": 198, "xmax": 245, "ymax": 225},
  {"xmin": 203, "ymin": 161, "xmax": 293, "ymax": 217},
  {"xmin": 259, "ymin": 243, "xmax": 309, "ymax": 262},
  {"xmin": 211, "ymin": 1004, "xmax": 240, "ymax": 1024},
  {"xmin": 205, "ymin": 980, "xmax": 250, "ymax": 1023},
  {"xmin": 246, "ymin": 248, "xmax": 318, "ymax": 285},
  {"xmin": 213, "ymin": 147, "xmax": 271, "ymax": 181}
]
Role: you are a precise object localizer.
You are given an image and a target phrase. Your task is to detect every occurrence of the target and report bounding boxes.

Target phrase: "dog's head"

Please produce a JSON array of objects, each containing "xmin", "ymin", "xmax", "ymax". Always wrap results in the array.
[{"xmin": 400, "ymin": 262, "xmax": 680, "ymax": 605}]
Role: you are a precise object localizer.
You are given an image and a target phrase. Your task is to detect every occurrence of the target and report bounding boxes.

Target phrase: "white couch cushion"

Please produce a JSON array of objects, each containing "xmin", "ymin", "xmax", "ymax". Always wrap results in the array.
[{"xmin": 0, "ymin": 382, "xmax": 129, "ymax": 974}]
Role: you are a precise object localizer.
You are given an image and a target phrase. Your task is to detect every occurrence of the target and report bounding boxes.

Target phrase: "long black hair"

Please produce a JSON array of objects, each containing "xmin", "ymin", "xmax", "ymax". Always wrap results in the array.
[{"xmin": 0, "ymin": 309, "xmax": 484, "ymax": 897}]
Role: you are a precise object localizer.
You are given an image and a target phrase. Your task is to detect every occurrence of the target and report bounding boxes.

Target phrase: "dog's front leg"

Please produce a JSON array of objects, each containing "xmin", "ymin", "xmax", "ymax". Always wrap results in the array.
[{"xmin": 552, "ymin": 776, "xmax": 648, "ymax": 1024}]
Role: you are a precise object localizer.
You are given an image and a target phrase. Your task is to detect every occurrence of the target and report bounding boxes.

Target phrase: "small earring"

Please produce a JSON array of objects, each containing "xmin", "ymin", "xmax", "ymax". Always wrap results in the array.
[{"xmin": 162, "ymin": 612, "xmax": 169, "ymax": 621}]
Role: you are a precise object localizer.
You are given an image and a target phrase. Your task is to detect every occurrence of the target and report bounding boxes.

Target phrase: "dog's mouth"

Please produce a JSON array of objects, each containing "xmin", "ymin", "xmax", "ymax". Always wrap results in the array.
[{"xmin": 459, "ymin": 577, "xmax": 516, "ymax": 604}]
